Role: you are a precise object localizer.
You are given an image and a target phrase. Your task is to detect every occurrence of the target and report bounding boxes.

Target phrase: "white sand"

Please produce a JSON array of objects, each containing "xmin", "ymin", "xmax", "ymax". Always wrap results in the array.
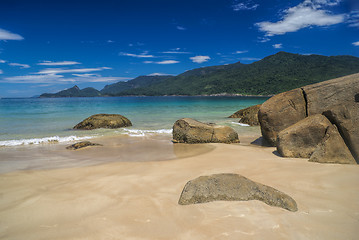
[{"xmin": 0, "ymin": 135, "xmax": 359, "ymax": 240}]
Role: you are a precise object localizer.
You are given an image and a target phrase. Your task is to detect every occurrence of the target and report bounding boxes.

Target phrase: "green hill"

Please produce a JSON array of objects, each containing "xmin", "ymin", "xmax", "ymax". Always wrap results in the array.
[
  {"xmin": 119, "ymin": 52, "xmax": 359, "ymax": 96},
  {"xmin": 39, "ymin": 85, "xmax": 101, "ymax": 98},
  {"xmin": 39, "ymin": 52, "xmax": 359, "ymax": 97}
]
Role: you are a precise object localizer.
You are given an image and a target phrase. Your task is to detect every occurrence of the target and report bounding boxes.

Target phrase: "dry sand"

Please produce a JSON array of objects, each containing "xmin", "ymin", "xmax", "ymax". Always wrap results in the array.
[{"xmin": 0, "ymin": 134, "xmax": 359, "ymax": 240}]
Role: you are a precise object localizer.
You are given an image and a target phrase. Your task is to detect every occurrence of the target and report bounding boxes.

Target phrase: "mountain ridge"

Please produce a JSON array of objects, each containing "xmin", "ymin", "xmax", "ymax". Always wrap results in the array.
[{"xmin": 39, "ymin": 52, "xmax": 359, "ymax": 98}]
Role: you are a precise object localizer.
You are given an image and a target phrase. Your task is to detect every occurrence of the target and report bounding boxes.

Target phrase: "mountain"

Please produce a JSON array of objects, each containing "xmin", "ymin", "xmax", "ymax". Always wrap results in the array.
[
  {"xmin": 39, "ymin": 85, "xmax": 101, "ymax": 98},
  {"xmin": 118, "ymin": 52, "xmax": 359, "ymax": 96},
  {"xmin": 39, "ymin": 52, "xmax": 359, "ymax": 97},
  {"xmin": 100, "ymin": 75, "xmax": 173, "ymax": 96}
]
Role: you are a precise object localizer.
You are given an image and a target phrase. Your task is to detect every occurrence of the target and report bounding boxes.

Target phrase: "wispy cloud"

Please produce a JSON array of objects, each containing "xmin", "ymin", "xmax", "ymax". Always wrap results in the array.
[
  {"xmin": 273, "ymin": 43, "xmax": 283, "ymax": 49},
  {"xmin": 190, "ymin": 56, "xmax": 211, "ymax": 63},
  {"xmin": 1, "ymin": 73, "xmax": 128, "ymax": 84},
  {"xmin": 239, "ymin": 57, "xmax": 261, "ymax": 61},
  {"xmin": 37, "ymin": 67, "xmax": 111, "ymax": 75},
  {"xmin": 256, "ymin": 0, "xmax": 345, "ymax": 37},
  {"xmin": 176, "ymin": 26, "xmax": 187, "ymax": 30},
  {"xmin": 0, "ymin": 69, "xmax": 3, "ymax": 74},
  {"xmin": 38, "ymin": 61, "xmax": 81, "ymax": 66},
  {"xmin": 348, "ymin": 11, "xmax": 359, "ymax": 28},
  {"xmin": 232, "ymin": 1, "xmax": 259, "ymax": 11},
  {"xmin": 353, "ymin": 41, "xmax": 359, "ymax": 46},
  {"xmin": 8, "ymin": 63, "xmax": 30, "ymax": 68},
  {"xmin": 0, "ymin": 59, "xmax": 6, "ymax": 63},
  {"xmin": 147, "ymin": 73, "xmax": 172, "ymax": 76},
  {"xmin": 120, "ymin": 52, "xmax": 155, "ymax": 58},
  {"xmin": 143, "ymin": 60, "xmax": 179, "ymax": 64},
  {"xmin": 0, "ymin": 28, "xmax": 24, "ymax": 40},
  {"xmin": 234, "ymin": 50, "xmax": 248, "ymax": 54}
]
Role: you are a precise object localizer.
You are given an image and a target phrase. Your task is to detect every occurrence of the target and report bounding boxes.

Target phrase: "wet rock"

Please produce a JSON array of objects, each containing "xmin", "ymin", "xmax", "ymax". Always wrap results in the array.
[
  {"xmin": 172, "ymin": 118, "xmax": 239, "ymax": 144},
  {"xmin": 228, "ymin": 104, "xmax": 261, "ymax": 126},
  {"xmin": 178, "ymin": 173, "xmax": 297, "ymax": 212},
  {"xmin": 66, "ymin": 141, "xmax": 102, "ymax": 150},
  {"xmin": 73, "ymin": 114, "xmax": 132, "ymax": 130}
]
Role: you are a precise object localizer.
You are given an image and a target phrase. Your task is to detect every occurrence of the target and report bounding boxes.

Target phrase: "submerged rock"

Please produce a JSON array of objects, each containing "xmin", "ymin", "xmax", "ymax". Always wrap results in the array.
[
  {"xmin": 172, "ymin": 118, "xmax": 239, "ymax": 144},
  {"xmin": 73, "ymin": 114, "xmax": 132, "ymax": 130},
  {"xmin": 228, "ymin": 104, "xmax": 261, "ymax": 126},
  {"xmin": 66, "ymin": 141, "xmax": 102, "ymax": 150},
  {"xmin": 178, "ymin": 173, "xmax": 297, "ymax": 212}
]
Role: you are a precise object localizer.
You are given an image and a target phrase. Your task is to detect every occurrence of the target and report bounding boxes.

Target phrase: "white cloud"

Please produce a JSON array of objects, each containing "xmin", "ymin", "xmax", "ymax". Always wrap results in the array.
[
  {"xmin": 120, "ymin": 52, "xmax": 155, "ymax": 58},
  {"xmin": 156, "ymin": 60, "xmax": 179, "ymax": 64},
  {"xmin": 239, "ymin": 57, "xmax": 261, "ymax": 61},
  {"xmin": 232, "ymin": 1, "xmax": 259, "ymax": 11},
  {"xmin": 147, "ymin": 73, "xmax": 172, "ymax": 76},
  {"xmin": 273, "ymin": 43, "xmax": 283, "ymax": 49},
  {"xmin": 1, "ymin": 73, "xmax": 128, "ymax": 84},
  {"xmin": 38, "ymin": 61, "xmax": 81, "ymax": 66},
  {"xmin": 37, "ymin": 67, "xmax": 111, "ymax": 74},
  {"xmin": 348, "ymin": 11, "xmax": 359, "ymax": 27},
  {"xmin": 352, "ymin": 41, "xmax": 359, "ymax": 46},
  {"xmin": 8, "ymin": 63, "xmax": 30, "ymax": 68},
  {"xmin": 162, "ymin": 51, "xmax": 191, "ymax": 54},
  {"xmin": 0, "ymin": 59, "xmax": 6, "ymax": 63},
  {"xmin": 143, "ymin": 60, "xmax": 179, "ymax": 64},
  {"xmin": 234, "ymin": 50, "xmax": 248, "ymax": 54},
  {"xmin": 190, "ymin": 56, "xmax": 211, "ymax": 63},
  {"xmin": 177, "ymin": 26, "xmax": 186, "ymax": 30},
  {"xmin": 0, "ymin": 28, "xmax": 24, "ymax": 40},
  {"xmin": 256, "ymin": 0, "xmax": 345, "ymax": 36},
  {"xmin": 0, "ymin": 69, "xmax": 3, "ymax": 74}
]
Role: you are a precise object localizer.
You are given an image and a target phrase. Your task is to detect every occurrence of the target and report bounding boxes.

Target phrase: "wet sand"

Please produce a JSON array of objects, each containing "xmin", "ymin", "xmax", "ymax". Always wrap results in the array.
[{"xmin": 0, "ymin": 134, "xmax": 359, "ymax": 239}]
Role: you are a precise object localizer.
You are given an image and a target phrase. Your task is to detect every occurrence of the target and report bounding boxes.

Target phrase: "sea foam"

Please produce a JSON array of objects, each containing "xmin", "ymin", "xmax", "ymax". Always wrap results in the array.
[
  {"xmin": 0, "ymin": 135, "xmax": 93, "ymax": 147},
  {"xmin": 231, "ymin": 122, "xmax": 250, "ymax": 127},
  {"xmin": 122, "ymin": 128, "xmax": 172, "ymax": 137}
]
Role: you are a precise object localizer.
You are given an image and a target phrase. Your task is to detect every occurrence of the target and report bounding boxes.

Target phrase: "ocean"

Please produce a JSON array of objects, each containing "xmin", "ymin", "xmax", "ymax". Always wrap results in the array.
[{"xmin": 0, "ymin": 96, "xmax": 268, "ymax": 147}]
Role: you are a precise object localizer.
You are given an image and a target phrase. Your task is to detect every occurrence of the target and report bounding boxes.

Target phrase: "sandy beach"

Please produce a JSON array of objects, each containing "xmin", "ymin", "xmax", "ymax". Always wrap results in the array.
[{"xmin": 0, "ymin": 133, "xmax": 359, "ymax": 240}]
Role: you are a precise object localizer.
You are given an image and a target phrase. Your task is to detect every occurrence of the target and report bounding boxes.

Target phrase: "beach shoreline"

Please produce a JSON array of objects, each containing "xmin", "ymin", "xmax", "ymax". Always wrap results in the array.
[{"xmin": 0, "ymin": 131, "xmax": 358, "ymax": 239}]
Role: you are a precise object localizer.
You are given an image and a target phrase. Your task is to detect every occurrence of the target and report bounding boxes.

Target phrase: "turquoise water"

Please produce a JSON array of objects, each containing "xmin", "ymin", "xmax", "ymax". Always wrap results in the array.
[{"xmin": 0, "ymin": 96, "xmax": 268, "ymax": 146}]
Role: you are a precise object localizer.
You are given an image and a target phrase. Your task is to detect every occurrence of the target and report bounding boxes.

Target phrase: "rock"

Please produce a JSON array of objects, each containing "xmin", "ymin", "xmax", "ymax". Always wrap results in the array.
[
  {"xmin": 323, "ymin": 104, "xmax": 359, "ymax": 163},
  {"xmin": 228, "ymin": 104, "xmax": 261, "ymax": 126},
  {"xmin": 178, "ymin": 173, "xmax": 297, "ymax": 212},
  {"xmin": 258, "ymin": 73, "xmax": 359, "ymax": 148},
  {"xmin": 277, "ymin": 115, "xmax": 332, "ymax": 158},
  {"xmin": 172, "ymin": 118, "xmax": 239, "ymax": 144},
  {"xmin": 309, "ymin": 125, "xmax": 356, "ymax": 164},
  {"xmin": 73, "ymin": 114, "xmax": 132, "ymax": 130},
  {"xmin": 258, "ymin": 89, "xmax": 306, "ymax": 146},
  {"xmin": 66, "ymin": 141, "xmax": 102, "ymax": 150}
]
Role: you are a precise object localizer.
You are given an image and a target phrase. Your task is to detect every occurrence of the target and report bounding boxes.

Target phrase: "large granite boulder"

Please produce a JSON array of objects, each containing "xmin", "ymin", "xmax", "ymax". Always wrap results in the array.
[
  {"xmin": 258, "ymin": 73, "xmax": 359, "ymax": 163},
  {"xmin": 277, "ymin": 114, "xmax": 332, "ymax": 158},
  {"xmin": 309, "ymin": 125, "xmax": 356, "ymax": 164},
  {"xmin": 178, "ymin": 173, "xmax": 297, "ymax": 212},
  {"xmin": 323, "ymin": 104, "xmax": 359, "ymax": 162},
  {"xmin": 258, "ymin": 89, "xmax": 306, "ymax": 146},
  {"xmin": 73, "ymin": 114, "xmax": 132, "ymax": 130},
  {"xmin": 228, "ymin": 104, "xmax": 261, "ymax": 126},
  {"xmin": 172, "ymin": 118, "xmax": 239, "ymax": 144}
]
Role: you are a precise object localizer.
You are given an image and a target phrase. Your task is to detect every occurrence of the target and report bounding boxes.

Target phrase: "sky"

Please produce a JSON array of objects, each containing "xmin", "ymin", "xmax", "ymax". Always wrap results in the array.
[{"xmin": 0, "ymin": 0, "xmax": 358, "ymax": 97}]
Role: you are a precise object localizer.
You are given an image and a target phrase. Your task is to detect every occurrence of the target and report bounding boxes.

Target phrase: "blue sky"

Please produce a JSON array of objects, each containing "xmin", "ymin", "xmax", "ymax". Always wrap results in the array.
[{"xmin": 0, "ymin": 0, "xmax": 358, "ymax": 97}]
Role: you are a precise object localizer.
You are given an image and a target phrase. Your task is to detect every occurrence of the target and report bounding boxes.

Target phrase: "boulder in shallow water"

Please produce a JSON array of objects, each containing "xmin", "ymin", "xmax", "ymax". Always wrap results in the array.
[
  {"xmin": 66, "ymin": 141, "xmax": 102, "ymax": 150},
  {"xmin": 277, "ymin": 114, "xmax": 331, "ymax": 158},
  {"xmin": 178, "ymin": 173, "xmax": 297, "ymax": 212},
  {"xmin": 172, "ymin": 118, "xmax": 239, "ymax": 144},
  {"xmin": 73, "ymin": 114, "xmax": 132, "ymax": 130},
  {"xmin": 228, "ymin": 104, "xmax": 261, "ymax": 126}
]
